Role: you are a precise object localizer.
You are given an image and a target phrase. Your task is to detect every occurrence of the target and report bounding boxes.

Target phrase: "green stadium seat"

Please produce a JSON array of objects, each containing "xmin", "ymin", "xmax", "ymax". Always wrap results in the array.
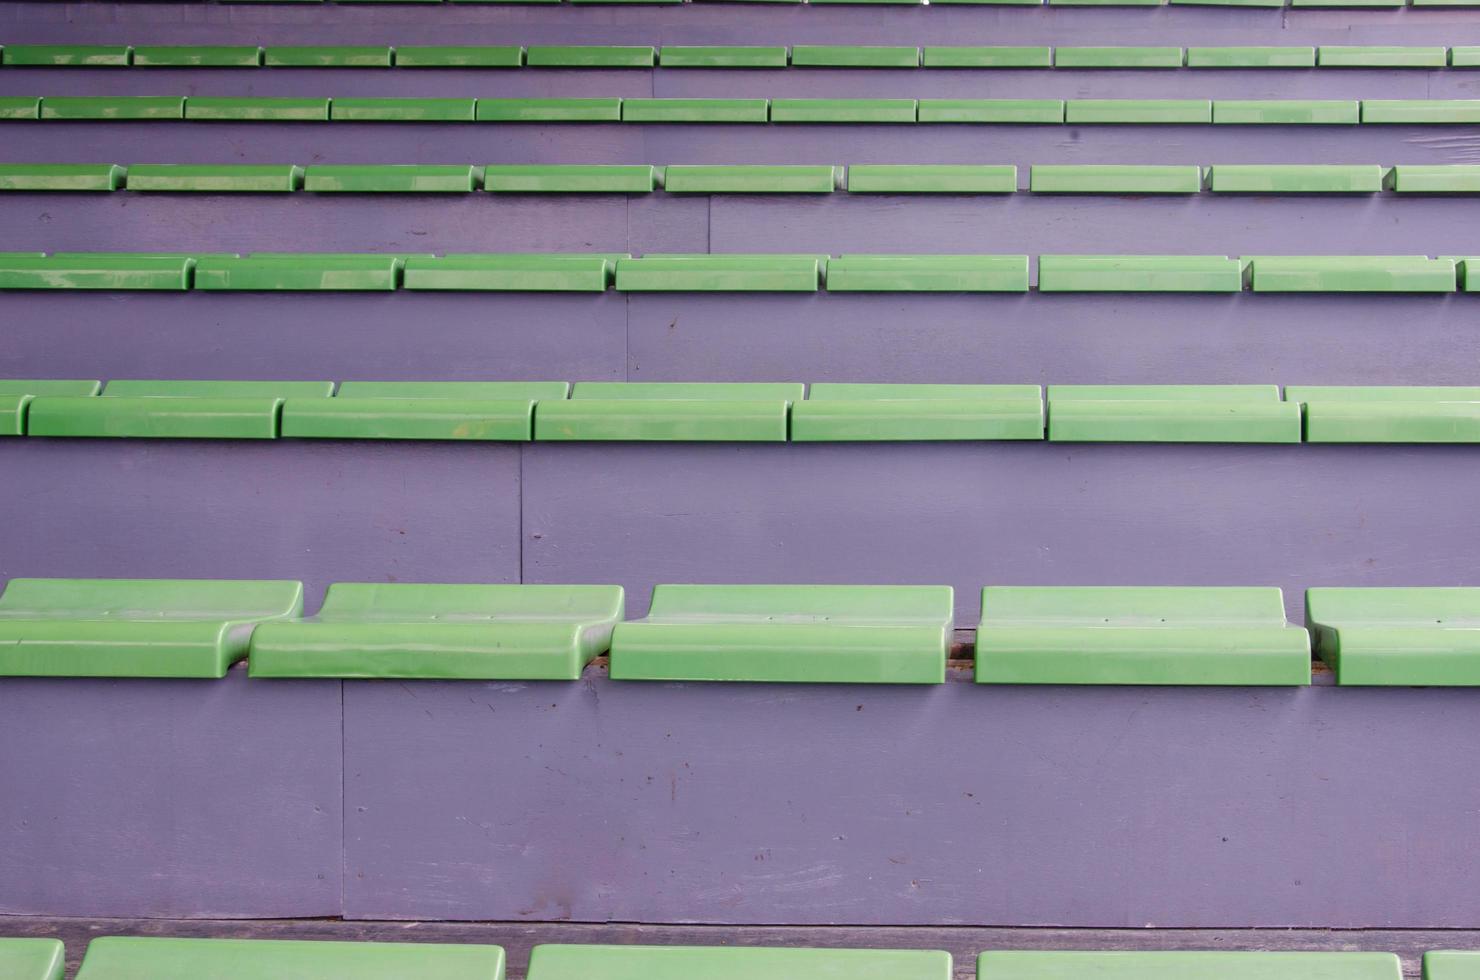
[
  {"xmin": 1287, "ymin": 386, "xmax": 1480, "ymax": 443},
  {"xmin": 125, "ymin": 164, "xmax": 304, "ymax": 193},
  {"xmin": 663, "ymin": 165, "xmax": 839, "ymax": 193},
  {"xmin": 394, "ymin": 46, "xmax": 523, "ymax": 68},
  {"xmin": 28, "ymin": 380, "xmax": 333, "ymax": 440},
  {"xmin": 976, "ymin": 588, "xmax": 1312, "ymax": 685},
  {"xmin": 1047, "ymin": 385, "xmax": 1301, "ymax": 443},
  {"xmin": 976, "ymin": 951, "xmax": 1400, "ymax": 978},
  {"xmin": 534, "ymin": 382, "xmax": 802, "ymax": 442},
  {"xmin": 1390, "ymin": 166, "xmax": 1480, "ymax": 193},
  {"xmin": 1055, "ymin": 47, "xmax": 1182, "ymax": 69},
  {"xmin": 1426, "ymin": 951, "xmax": 1480, "ymax": 978},
  {"xmin": 791, "ymin": 384, "xmax": 1043, "ymax": 441},
  {"xmin": 194, "ymin": 253, "xmax": 404, "ymax": 291},
  {"xmin": 1185, "ymin": 47, "xmax": 1315, "ymax": 68},
  {"xmin": 132, "ymin": 46, "xmax": 263, "ymax": 67},
  {"xmin": 1037, "ymin": 255, "xmax": 1241, "ymax": 292},
  {"xmin": 402, "ymin": 254, "xmax": 620, "ymax": 291},
  {"xmin": 1247, "ymin": 256, "xmax": 1455, "ymax": 292},
  {"xmin": 825, "ymin": 255, "xmax": 1029, "ymax": 291},
  {"xmin": 2, "ymin": 45, "xmax": 130, "ymax": 67},
  {"xmin": 1212, "ymin": 101, "xmax": 1359, "ymax": 125},
  {"xmin": 475, "ymin": 99, "xmax": 622, "ymax": 122},
  {"xmin": 40, "ymin": 97, "xmax": 184, "ymax": 120},
  {"xmin": 483, "ymin": 165, "xmax": 656, "ymax": 193},
  {"xmin": 0, "ymin": 97, "xmax": 40, "ymax": 120},
  {"xmin": 658, "ymin": 46, "xmax": 789, "ymax": 68},
  {"xmin": 0, "ymin": 938, "xmax": 63, "ymax": 980},
  {"xmin": 0, "ymin": 252, "xmax": 194, "ymax": 290},
  {"xmin": 0, "ymin": 379, "xmax": 100, "ymax": 436},
  {"xmin": 1307, "ymin": 589, "xmax": 1480, "ymax": 685},
  {"xmin": 1030, "ymin": 165, "xmax": 1201, "ymax": 194},
  {"xmin": 846, "ymin": 165, "xmax": 1017, "ymax": 193},
  {"xmin": 1452, "ymin": 48, "xmax": 1480, "ymax": 66},
  {"xmin": 249, "ymin": 583, "xmax": 623, "ymax": 679},
  {"xmin": 609, "ymin": 586, "xmax": 953, "ymax": 683},
  {"xmin": 0, "ymin": 578, "xmax": 303, "ymax": 677},
  {"xmin": 921, "ymin": 47, "xmax": 1051, "ymax": 68},
  {"xmin": 0, "ymin": 164, "xmax": 124, "ymax": 191},
  {"xmin": 1318, "ymin": 46, "xmax": 1447, "ymax": 68},
  {"xmin": 528, "ymin": 945, "xmax": 949, "ymax": 978},
  {"xmin": 281, "ymin": 381, "xmax": 568, "ymax": 441},
  {"xmin": 263, "ymin": 46, "xmax": 392, "ymax": 68},
  {"xmin": 790, "ymin": 45, "xmax": 920, "ymax": 68},
  {"xmin": 525, "ymin": 46, "xmax": 655, "ymax": 68},
  {"xmin": 917, "ymin": 100, "xmax": 1064, "ymax": 123},
  {"xmin": 1065, "ymin": 100, "xmax": 1210, "ymax": 124},
  {"xmin": 615, "ymin": 254, "xmax": 822, "ymax": 291},
  {"xmin": 1207, "ymin": 165, "xmax": 1383, "ymax": 194},
  {"xmin": 770, "ymin": 99, "xmax": 917, "ymax": 123},
  {"xmin": 74, "ymin": 937, "xmax": 504, "ymax": 979},
  {"xmin": 304, "ymin": 164, "xmax": 477, "ymax": 192},
  {"xmin": 184, "ymin": 97, "xmax": 329, "ymax": 121},
  {"xmin": 621, "ymin": 99, "xmax": 770, "ymax": 123},
  {"xmin": 330, "ymin": 98, "xmax": 475, "ymax": 122},
  {"xmin": 1362, "ymin": 101, "xmax": 1480, "ymax": 124}
]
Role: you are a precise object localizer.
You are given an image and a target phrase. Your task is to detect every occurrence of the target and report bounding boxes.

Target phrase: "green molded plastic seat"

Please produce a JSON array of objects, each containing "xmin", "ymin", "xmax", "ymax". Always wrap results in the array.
[
  {"xmin": 126, "ymin": 164, "xmax": 304, "ymax": 193},
  {"xmin": 663, "ymin": 165, "xmax": 839, "ymax": 193},
  {"xmin": 918, "ymin": 100, "xmax": 1064, "ymax": 124},
  {"xmin": 1391, "ymin": 166, "xmax": 1480, "ymax": 193},
  {"xmin": 1055, "ymin": 47, "xmax": 1182, "ymax": 69},
  {"xmin": 658, "ymin": 46, "xmax": 789, "ymax": 69},
  {"xmin": 1213, "ymin": 101, "xmax": 1359, "ymax": 125},
  {"xmin": 847, "ymin": 165, "xmax": 1017, "ymax": 194},
  {"xmin": 1037, "ymin": 255, "xmax": 1241, "ymax": 292},
  {"xmin": 74, "ymin": 937, "xmax": 504, "ymax": 979},
  {"xmin": 609, "ymin": 586, "xmax": 953, "ymax": 684},
  {"xmin": 0, "ymin": 938, "xmax": 63, "ymax": 980},
  {"xmin": 0, "ymin": 379, "xmax": 100, "ymax": 436},
  {"xmin": 1065, "ymin": 100, "xmax": 1210, "ymax": 124},
  {"xmin": 1208, "ymin": 165, "xmax": 1382, "ymax": 194},
  {"xmin": 28, "ymin": 380, "xmax": 333, "ymax": 440},
  {"xmin": 0, "ymin": 578, "xmax": 303, "ymax": 678},
  {"xmin": 330, "ymin": 98, "xmax": 475, "ymax": 122},
  {"xmin": 615, "ymin": 254, "xmax": 822, "ymax": 292},
  {"xmin": 1030, "ymin": 165, "xmax": 1201, "ymax": 194},
  {"xmin": 1288, "ymin": 387, "xmax": 1480, "ymax": 444},
  {"xmin": 250, "ymin": 583, "xmax": 623, "ymax": 679},
  {"xmin": 526, "ymin": 46, "xmax": 655, "ymax": 67},
  {"xmin": 921, "ymin": 47, "xmax": 1052, "ymax": 69},
  {"xmin": 826, "ymin": 255, "xmax": 1029, "ymax": 292},
  {"xmin": 790, "ymin": 45, "xmax": 920, "ymax": 68},
  {"xmin": 402, "ymin": 254, "xmax": 620, "ymax": 291},
  {"xmin": 621, "ymin": 100, "xmax": 770, "ymax": 123},
  {"xmin": 133, "ymin": 46, "xmax": 264, "ymax": 67},
  {"xmin": 535, "ymin": 382, "xmax": 802, "ymax": 442},
  {"xmin": 976, "ymin": 951, "xmax": 1400, "ymax": 978},
  {"xmin": 0, "ymin": 98, "xmax": 41, "ymax": 120},
  {"xmin": 1318, "ymin": 46, "xmax": 1447, "ymax": 68},
  {"xmin": 264, "ymin": 46, "xmax": 392, "ymax": 68},
  {"xmin": 0, "ymin": 252, "xmax": 193, "ymax": 290},
  {"xmin": 282, "ymin": 381, "xmax": 568, "ymax": 441},
  {"xmin": 1248, "ymin": 256, "xmax": 1455, "ymax": 293},
  {"xmin": 40, "ymin": 97, "xmax": 184, "ymax": 120},
  {"xmin": 1186, "ymin": 47, "xmax": 1315, "ymax": 68},
  {"xmin": 194, "ymin": 253, "xmax": 404, "ymax": 291},
  {"xmin": 483, "ymin": 165, "xmax": 656, "ymax": 193},
  {"xmin": 184, "ymin": 97, "xmax": 330, "ymax": 121},
  {"xmin": 1047, "ymin": 385, "xmax": 1300, "ymax": 443},
  {"xmin": 0, "ymin": 164, "xmax": 124, "ymax": 192},
  {"xmin": 394, "ymin": 46, "xmax": 523, "ymax": 68},
  {"xmin": 1362, "ymin": 101, "xmax": 1480, "ymax": 125},
  {"xmin": 977, "ymin": 588, "xmax": 1312, "ymax": 685},
  {"xmin": 475, "ymin": 99, "xmax": 622, "ymax": 122},
  {"xmin": 1426, "ymin": 951, "xmax": 1480, "ymax": 978},
  {"xmin": 3, "ymin": 45, "xmax": 130, "ymax": 66},
  {"xmin": 792, "ymin": 384, "xmax": 1043, "ymax": 441},
  {"xmin": 1308, "ymin": 589, "xmax": 1480, "ymax": 686},
  {"xmin": 304, "ymin": 165, "xmax": 477, "ymax": 193},
  {"xmin": 771, "ymin": 99, "xmax": 917, "ymax": 123},
  {"xmin": 528, "ymin": 945, "xmax": 949, "ymax": 979}
]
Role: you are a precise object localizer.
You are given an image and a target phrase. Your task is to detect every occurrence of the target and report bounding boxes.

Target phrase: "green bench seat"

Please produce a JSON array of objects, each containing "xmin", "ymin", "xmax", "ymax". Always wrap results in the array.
[
  {"xmin": 1247, "ymin": 256, "xmax": 1455, "ymax": 292},
  {"xmin": 1212, "ymin": 101, "xmax": 1359, "ymax": 125},
  {"xmin": 304, "ymin": 164, "xmax": 477, "ymax": 193},
  {"xmin": 921, "ymin": 47, "xmax": 1052, "ymax": 68},
  {"xmin": 609, "ymin": 585, "xmax": 953, "ymax": 683},
  {"xmin": 0, "ymin": 938, "xmax": 63, "ymax": 980},
  {"xmin": 826, "ymin": 255, "xmax": 1029, "ymax": 291},
  {"xmin": 1287, "ymin": 386, "xmax": 1480, "ymax": 443},
  {"xmin": 126, "ymin": 164, "xmax": 303, "ymax": 193},
  {"xmin": 475, "ymin": 99, "xmax": 622, "ymax": 122},
  {"xmin": 264, "ymin": 46, "xmax": 392, "ymax": 68},
  {"xmin": 1363, "ymin": 101, "xmax": 1480, "ymax": 124},
  {"xmin": 1186, "ymin": 47, "xmax": 1315, "ymax": 68},
  {"xmin": 1318, "ymin": 46, "xmax": 1447, "ymax": 68},
  {"xmin": 330, "ymin": 98, "xmax": 475, "ymax": 122},
  {"xmin": 41, "ymin": 97, "xmax": 183, "ymax": 120},
  {"xmin": 133, "ymin": 46, "xmax": 264, "ymax": 67},
  {"xmin": 1030, "ymin": 165, "xmax": 1201, "ymax": 194},
  {"xmin": 184, "ymin": 97, "xmax": 329, "ymax": 121},
  {"xmin": 249, "ymin": 583, "xmax": 623, "ymax": 679},
  {"xmin": 393, "ymin": 46, "xmax": 522, "ymax": 68},
  {"xmin": 790, "ymin": 45, "xmax": 920, "ymax": 68},
  {"xmin": 846, "ymin": 165, "xmax": 1017, "ymax": 194},
  {"xmin": 1064, "ymin": 100, "xmax": 1210, "ymax": 124},
  {"xmin": 525, "ymin": 45, "xmax": 655, "ymax": 68},
  {"xmin": 535, "ymin": 382, "xmax": 801, "ymax": 442},
  {"xmin": 528, "ymin": 945, "xmax": 949, "ymax": 979},
  {"xmin": 1208, "ymin": 165, "xmax": 1383, "ymax": 194},
  {"xmin": 75, "ymin": 937, "xmax": 504, "ymax": 979},
  {"xmin": 1391, "ymin": 166, "xmax": 1480, "ymax": 193},
  {"xmin": 0, "ymin": 379, "xmax": 100, "ymax": 435},
  {"xmin": 0, "ymin": 252, "xmax": 193, "ymax": 290},
  {"xmin": 0, "ymin": 97, "xmax": 40, "ymax": 120},
  {"xmin": 615, "ymin": 254, "xmax": 822, "ymax": 291},
  {"xmin": 194, "ymin": 253, "xmax": 403, "ymax": 290},
  {"xmin": 1047, "ymin": 385, "xmax": 1300, "ymax": 443},
  {"xmin": 0, "ymin": 578, "xmax": 303, "ymax": 678},
  {"xmin": 622, "ymin": 99, "xmax": 770, "ymax": 123},
  {"xmin": 770, "ymin": 99, "xmax": 916, "ymax": 123},
  {"xmin": 484, "ymin": 165, "xmax": 655, "ymax": 193},
  {"xmin": 3, "ymin": 45, "xmax": 128, "ymax": 66},
  {"xmin": 658, "ymin": 46, "xmax": 790, "ymax": 69},
  {"xmin": 402, "ymin": 254, "xmax": 620, "ymax": 291},
  {"xmin": 28, "ymin": 380, "xmax": 333, "ymax": 440},
  {"xmin": 1427, "ymin": 952, "xmax": 1480, "ymax": 978},
  {"xmin": 282, "ymin": 381, "xmax": 568, "ymax": 440},
  {"xmin": 791, "ymin": 384, "xmax": 1042, "ymax": 441},
  {"xmin": 976, "ymin": 587, "xmax": 1312, "ymax": 685},
  {"xmin": 1308, "ymin": 589, "xmax": 1480, "ymax": 686},
  {"xmin": 663, "ymin": 165, "xmax": 839, "ymax": 193},
  {"xmin": 977, "ymin": 951, "xmax": 1400, "ymax": 978},
  {"xmin": 917, "ymin": 100, "xmax": 1063, "ymax": 123},
  {"xmin": 1055, "ymin": 47, "xmax": 1183, "ymax": 69},
  {"xmin": 0, "ymin": 164, "xmax": 124, "ymax": 192},
  {"xmin": 1037, "ymin": 255, "xmax": 1241, "ymax": 292}
]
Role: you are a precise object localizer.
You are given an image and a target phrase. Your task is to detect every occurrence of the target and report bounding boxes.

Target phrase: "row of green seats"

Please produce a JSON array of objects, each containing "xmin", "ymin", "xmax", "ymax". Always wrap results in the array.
[
  {"xmin": 15, "ymin": 937, "xmax": 1474, "ymax": 979},
  {"xmin": 1, "ymin": 253, "xmax": 1476, "ymax": 292},
  {"xmin": 4, "ymin": 44, "xmax": 1479, "ymax": 69},
  {"xmin": 6, "ymin": 381, "xmax": 1480, "ymax": 443},
  {"xmin": 8, "ymin": 163, "xmax": 1480, "ymax": 194},
  {"xmin": 3, "ymin": 577, "xmax": 1480, "ymax": 686},
  {"xmin": 40, "ymin": 0, "xmax": 1480, "ymax": 8},
  {"xmin": 3, "ymin": 95, "xmax": 1478, "ymax": 123}
]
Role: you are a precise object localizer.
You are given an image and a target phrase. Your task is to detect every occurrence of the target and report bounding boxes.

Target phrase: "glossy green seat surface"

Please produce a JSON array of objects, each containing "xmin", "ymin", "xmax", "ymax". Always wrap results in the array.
[
  {"xmin": 0, "ymin": 578, "xmax": 303, "ymax": 677},
  {"xmin": 610, "ymin": 584, "xmax": 953, "ymax": 683},
  {"xmin": 0, "ymin": 938, "xmax": 64, "ymax": 980},
  {"xmin": 1037, "ymin": 255, "xmax": 1241, "ymax": 292},
  {"xmin": 250, "ymin": 583, "xmax": 623, "ymax": 679},
  {"xmin": 977, "ymin": 587, "xmax": 1311, "ymax": 685},
  {"xmin": 402, "ymin": 254, "xmax": 620, "ymax": 291},
  {"xmin": 1426, "ymin": 951, "xmax": 1480, "ymax": 979},
  {"xmin": 528, "ymin": 944, "xmax": 950, "ymax": 979},
  {"xmin": 29, "ymin": 380, "xmax": 332, "ymax": 440},
  {"xmin": 826, "ymin": 255, "xmax": 1029, "ymax": 292},
  {"xmin": 283, "ymin": 381, "xmax": 568, "ymax": 441},
  {"xmin": 1248, "ymin": 256, "xmax": 1456, "ymax": 292},
  {"xmin": 535, "ymin": 382, "xmax": 801, "ymax": 442},
  {"xmin": 1047, "ymin": 385, "xmax": 1301, "ymax": 443},
  {"xmin": 977, "ymin": 951, "xmax": 1401, "ymax": 979},
  {"xmin": 0, "ymin": 253, "xmax": 192, "ymax": 290},
  {"xmin": 792, "ymin": 383, "xmax": 1043, "ymax": 441},
  {"xmin": 1307, "ymin": 588, "xmax": 1480, "ymax": 685},
  {"xmin": 0, "ymin": 379, "xmax": 101, "ymax": 435},
  {"xmin": 194, "ymin": 254, "xmax": 403, "ymax": 291},
  {"xmin": 615, "ymin": 254, "xmax": 822, "ymax": 292},
  {"xmin": 74, "ymin": 937, "xmax": 504, "ymax": 979},
  {"xmin": 1287, "ymin": 386, "xmax": 1480, "ymax": 443}
]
